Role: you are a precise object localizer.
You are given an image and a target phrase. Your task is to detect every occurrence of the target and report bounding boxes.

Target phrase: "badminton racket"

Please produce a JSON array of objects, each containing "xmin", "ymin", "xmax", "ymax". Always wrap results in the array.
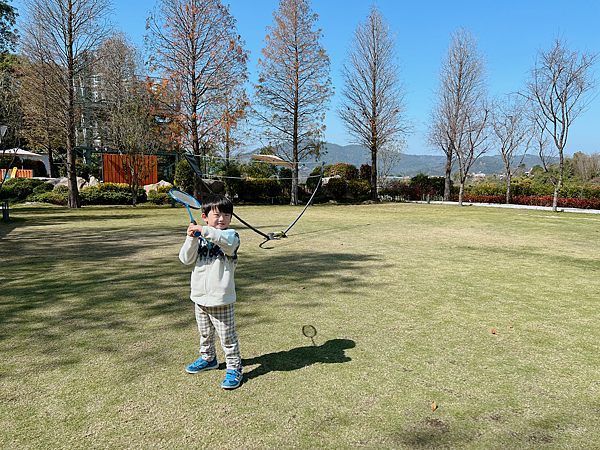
[{"xmin": 169, "ymin": 189, "xmax": 202, "ymax": 236}]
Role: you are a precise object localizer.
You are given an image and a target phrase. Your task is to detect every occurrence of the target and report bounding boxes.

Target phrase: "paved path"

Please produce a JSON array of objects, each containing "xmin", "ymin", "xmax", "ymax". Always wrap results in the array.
[{"xmin": 412, "ymin": 200, "xmax": 600, "ymax": 215}]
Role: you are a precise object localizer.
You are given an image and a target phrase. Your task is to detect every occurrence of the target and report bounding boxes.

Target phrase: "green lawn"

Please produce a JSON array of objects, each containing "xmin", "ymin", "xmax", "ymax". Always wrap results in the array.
[{"xmin": 1, "ymin": 202, "xmax": 599, "ymax": 449}]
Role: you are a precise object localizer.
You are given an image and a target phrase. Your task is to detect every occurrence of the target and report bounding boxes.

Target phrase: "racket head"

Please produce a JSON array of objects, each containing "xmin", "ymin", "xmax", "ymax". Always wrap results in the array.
[
  {"xmin": 169, "ymin": 189, "xmax": 202, "ymax": 210},
  {"xmin": 302, "ymin": 325, "xmax": 317, "ymax": 338}
]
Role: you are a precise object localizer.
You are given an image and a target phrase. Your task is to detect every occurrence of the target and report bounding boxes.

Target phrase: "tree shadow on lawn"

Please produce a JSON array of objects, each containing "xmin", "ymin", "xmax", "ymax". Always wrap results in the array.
[
  {"xmin": 1, "ymin": 215, "xmax": 381, "ymax": 379},
  {"xmin": 241, "ymin": 338, "xmax": 356, "ymax": 382}
]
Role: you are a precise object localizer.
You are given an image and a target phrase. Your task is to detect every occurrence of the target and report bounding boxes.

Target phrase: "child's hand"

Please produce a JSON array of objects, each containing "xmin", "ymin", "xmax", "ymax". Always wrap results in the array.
[{"xmin": 187, "ymin": 223, "xmax": 203, "ymax": 237}]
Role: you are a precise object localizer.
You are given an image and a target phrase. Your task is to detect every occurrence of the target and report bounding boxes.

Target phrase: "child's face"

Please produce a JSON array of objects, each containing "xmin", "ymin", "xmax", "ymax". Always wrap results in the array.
[{"xmin": 202, "ymin": 208, "xmax": 232, "ymax": 230}]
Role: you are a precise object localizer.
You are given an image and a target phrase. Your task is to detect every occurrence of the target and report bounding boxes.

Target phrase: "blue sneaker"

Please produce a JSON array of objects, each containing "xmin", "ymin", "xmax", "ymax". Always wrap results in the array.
[
  {"xmin": 221, "ymin": 369, "xmax": 243, "ymax": 389},
  {"xmin": 186, "ymin": 357, "xmax": 218, "ymax": 374}
]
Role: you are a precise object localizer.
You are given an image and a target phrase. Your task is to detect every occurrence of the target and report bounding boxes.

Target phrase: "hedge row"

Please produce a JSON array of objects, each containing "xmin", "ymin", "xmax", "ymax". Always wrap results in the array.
[
  {"xmin": 466, "ymin": 183, "xmax": 600, "ymax": 199},
  {"xmin": 0, "ymin": 179, "xmax": 148, "ymax": 206},
  {"xmin": 455, "ymin": 194, "xmax": 600, "ymax": 210}
]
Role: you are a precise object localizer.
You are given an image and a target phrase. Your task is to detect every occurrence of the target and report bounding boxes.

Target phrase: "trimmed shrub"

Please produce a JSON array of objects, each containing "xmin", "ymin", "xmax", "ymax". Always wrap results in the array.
[
  {"xmin": 174, "ymin": 159, "xmax": 195, "ymax": 193},
  {"xmin": 79, "ymin": 186, "xmax": 103, "ymax": 205},
  {"xmin": 0, "ymin": 177, "xmax": 45, "ymax": 200},
  {"xmin": 33, "ymin": 182, "xmax": 54, "ymax": 194},
  {"xmin": 148, "ymin": 190, "xmax": 171, "ymax": 205},
  {"xmin": 324, "ymin": 163, "xmax": 359, "ymax": 180},
  {"xmin": 279, "ymin": 167, "xmax": 293, "ymax": 197},
  {"xmin": 454, "ymin": 194, "xmax": 600, "ymax": 210},
  {"xmin": 239, "ymin": 178, "xmax": 281, "ymax": 202},
  {"xmin": 31, "ymin": 191, "xmax": 68, "ymax": 205},
  {"xmin": 306, "ymin": 166, "xmax": 322, "ymax": 192},
  {"xmin": 222, "ymin": 165, "xmax": 243, "ymax": 199},
  {"xmin": 326, "ymin": 177, "xmax": 348, "ymax": 201},
  {"xmin": 348, "ymin": 179, "xmax": 371, "ymax": 202},
  {"xmin": 410, "ymin": 174, "xmax": 445, "ymax": 197}
]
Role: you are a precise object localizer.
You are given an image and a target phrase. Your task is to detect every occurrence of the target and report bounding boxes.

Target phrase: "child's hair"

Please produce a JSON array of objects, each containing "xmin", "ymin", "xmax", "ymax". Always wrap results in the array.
[{"xmin": 202, "ymin": 194, "xmax": 233, "ymax": 216}]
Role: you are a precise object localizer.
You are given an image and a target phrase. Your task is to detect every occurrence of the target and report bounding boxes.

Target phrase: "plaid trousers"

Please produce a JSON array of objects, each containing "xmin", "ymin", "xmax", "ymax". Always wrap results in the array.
[{"xmin": 194, "ymin": 303, "xmax": 241, "ymax": 371}]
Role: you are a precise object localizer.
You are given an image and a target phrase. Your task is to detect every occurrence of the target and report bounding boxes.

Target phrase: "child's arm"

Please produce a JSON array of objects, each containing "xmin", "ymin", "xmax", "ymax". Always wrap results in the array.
[
  {"xmin": 201, "ymin": 227, "xmax": 240, "ymax": 257},
  {"xmin": 179, "ymin": 234, "xmax": 199, "ymax": 265}
]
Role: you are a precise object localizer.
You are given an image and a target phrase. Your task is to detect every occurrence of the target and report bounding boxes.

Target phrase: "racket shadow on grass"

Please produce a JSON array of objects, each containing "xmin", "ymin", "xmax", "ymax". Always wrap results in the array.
[{"xmin": 241, "ymin": 339, "xmax": 356, "ymax": 382}]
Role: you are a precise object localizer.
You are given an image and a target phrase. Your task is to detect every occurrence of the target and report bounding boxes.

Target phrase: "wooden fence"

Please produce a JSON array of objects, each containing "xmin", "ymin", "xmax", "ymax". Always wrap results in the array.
[
  {"xmin": 1, "ymin": 168, "xmax": 33, "ymax": 179},
  {"xmin": 103, "ymin": 154, "xmax": 157, "ymax": 185}
]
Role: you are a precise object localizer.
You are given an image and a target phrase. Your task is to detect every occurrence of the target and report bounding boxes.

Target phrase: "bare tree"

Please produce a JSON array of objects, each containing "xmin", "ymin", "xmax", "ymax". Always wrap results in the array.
[
  {"xmin": 96, "ymin": 33, "xmax": 158, "ymax": 206},
  {"xmin": 491, "ymin": 94, "xmax": 532, "ymax": 203},
  {"xmin": 146, "ymin": 0, "xmax": 248, "ymax": 200},
  {"xmin": 338, "ymin": 4, "xmax": 409, "ymax": 201},
  {"xmin": 218, "ymin": 82, "xmax": 249, "ymax": 169},
  {"xmin": 428, "ymin": 27, "xmax": 488, "ymax": 203},
  {"xmin": 377, "ymin": 137, "xmax": 405, "ymax": 187},
  {"xmin": 21, "ymin": 0, "xmax": 112, "ymax": 208},
  {"xmin": 525, "ymin": 37, "xmax": 598, "ymax": 212},
  {"xmin": 0, "ymin": 56, "xmax": 23, "ymax": 188},
  {"xmin": 572, "ymin": 151, "xmax": 600, "ymax": 182},
  {"xmin": 19, "ymin": 58, "xmax": 68, "ymax": 177},
  {"xmin": 254, "ymin": 0, "xmax": 333, "ymax": 205}
]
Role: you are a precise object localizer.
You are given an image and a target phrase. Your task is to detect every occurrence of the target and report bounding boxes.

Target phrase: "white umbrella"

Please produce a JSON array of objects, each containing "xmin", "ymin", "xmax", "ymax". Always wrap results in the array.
[{"xmin": 2, "ymin": 148, "xmax": 44, "ymax": 159}]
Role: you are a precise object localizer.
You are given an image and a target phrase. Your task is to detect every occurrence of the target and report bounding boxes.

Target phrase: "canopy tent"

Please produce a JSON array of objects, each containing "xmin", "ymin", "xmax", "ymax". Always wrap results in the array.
[
  {"xmin": 1, "ymin": 148, "xmax": 44, "ymax": 159},
  {"xmin": 251, "ymin": 154, "xmax": 293, "ymax": 167}
]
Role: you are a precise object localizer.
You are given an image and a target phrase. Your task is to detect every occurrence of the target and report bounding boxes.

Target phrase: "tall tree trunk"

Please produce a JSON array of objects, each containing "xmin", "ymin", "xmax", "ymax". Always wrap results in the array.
[
  {"xmin": 66, "ymin": 0, "xmax": 80, "ymax": 208},
  {"xmin": 443, "ymin": 151, "xmax": 452, "ymax": 201},
  {"xmin": 291, "ymin": 97, "xmax": 299, "ymax": 205},
  {"xmin": 370, "ymin": 142, "xmax": 377, "ymax": 201}
]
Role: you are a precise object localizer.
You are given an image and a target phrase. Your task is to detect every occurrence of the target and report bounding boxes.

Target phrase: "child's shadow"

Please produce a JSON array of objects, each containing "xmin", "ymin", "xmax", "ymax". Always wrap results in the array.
[{"xmin": 242, "ymin": 339, "xmax": 356, "ymax": 382}]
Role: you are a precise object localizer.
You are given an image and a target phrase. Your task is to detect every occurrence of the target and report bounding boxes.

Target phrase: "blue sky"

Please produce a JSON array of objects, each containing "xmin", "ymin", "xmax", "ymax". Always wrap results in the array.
[{"xmin": 14, "ymin": 0, "xmax": 600, "ymax": 156}]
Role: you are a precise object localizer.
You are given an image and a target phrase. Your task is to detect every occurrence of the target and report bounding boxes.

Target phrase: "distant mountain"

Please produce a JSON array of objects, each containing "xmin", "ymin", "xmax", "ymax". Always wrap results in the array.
[
  {"xmin": 320, "ymin": 143, "xmax": 547, "ymax": 177},
  {"xmin": 242, "ymin": 143, "xmax": 548, "ymax": 177}
]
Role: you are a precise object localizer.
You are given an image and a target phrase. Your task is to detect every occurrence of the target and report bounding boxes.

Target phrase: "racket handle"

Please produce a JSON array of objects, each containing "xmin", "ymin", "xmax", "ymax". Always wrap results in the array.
[{"xmin": 191, "ymin": 220, "xmax": 201, "ymax": 237}]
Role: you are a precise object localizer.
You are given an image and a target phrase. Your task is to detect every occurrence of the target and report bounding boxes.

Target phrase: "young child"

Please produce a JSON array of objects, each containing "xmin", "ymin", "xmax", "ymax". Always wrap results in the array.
[{"xmin": 179, "ymin": 194, "xmax": 242, "ymax": 389}]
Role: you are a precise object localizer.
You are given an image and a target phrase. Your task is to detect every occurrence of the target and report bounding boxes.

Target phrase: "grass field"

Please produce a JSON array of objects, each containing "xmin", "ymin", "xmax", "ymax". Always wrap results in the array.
[{"xmin": 1, "ymin": 202, "xmax": 600, "ymax": 449}]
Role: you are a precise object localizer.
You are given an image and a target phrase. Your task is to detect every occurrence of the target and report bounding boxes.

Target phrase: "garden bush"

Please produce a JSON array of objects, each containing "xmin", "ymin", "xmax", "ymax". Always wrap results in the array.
[
  {"xmin": 348, "ymin": 179, "xmax": 371, "ymax": 202},
  {"xmin": 278, "ymin": 167, "xmax": 293, "ymax": 197},
  {"xmin": 33, "ymin": 182, "xmax": 54, "ymax": 194},
  {"xmin": 28, "ymin": 190, "xmax": 68, "ymax": 205},
  {"xmin": 324, "ymin": 163, "xmax": 358, "ymax": 180},
  {"xmin": 0, "ymin": 177, "xmax": 45, "ymax": 200},
  {"xmin": 174, "ymin": 159, "xmax": 194, "ymax": 194},
  {"xmin": 464, "ymin": 182, "xmax": 600, "ymax": 200},
  {"xmin": 157, "ymin": 185, "xmax": 172, "ymax": 194},
  {"xmin": 239, "ymin": 178, "xmax": 281, "ymax": 202},
  {"xmin": 79, "ymin": 186, "xmax": 103, "ymax": 205},
  {"xmin": 326, "ymin": 177, "xmax": 348, "ymax": 201},
  {"xmin": 148, "ymin": 190, "xmax": 171, "ymax": 205},
  {"xmin": 306, "ymin": 167, "xmax": 323, "ymax": 192},
  {"xmin": 222, "ymin": 165, "xmax": 243, "ymax": 199}
]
